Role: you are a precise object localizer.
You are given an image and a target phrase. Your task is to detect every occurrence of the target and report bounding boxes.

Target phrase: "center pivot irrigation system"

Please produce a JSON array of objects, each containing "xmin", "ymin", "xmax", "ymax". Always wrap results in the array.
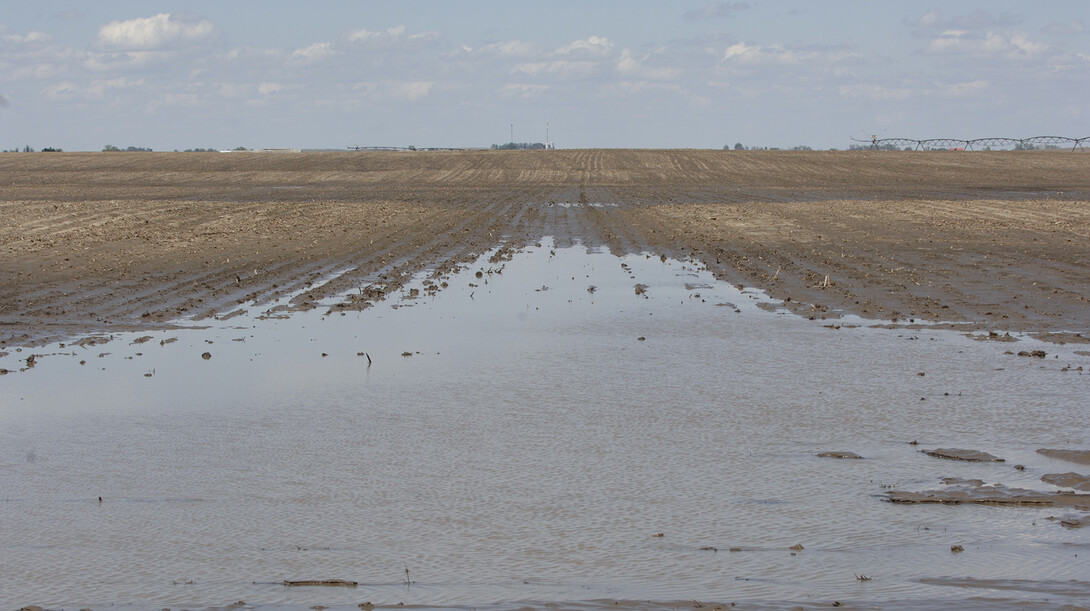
[{"xmin": 853, "ymin": 135, "xmax": 1088, "ymax": 151}]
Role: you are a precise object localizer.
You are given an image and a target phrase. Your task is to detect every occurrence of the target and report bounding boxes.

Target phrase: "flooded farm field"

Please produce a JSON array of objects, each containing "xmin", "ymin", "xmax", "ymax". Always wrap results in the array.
[{"xmin": 3, "ymin": 238, "xmax": 1089, "ymax": 611}]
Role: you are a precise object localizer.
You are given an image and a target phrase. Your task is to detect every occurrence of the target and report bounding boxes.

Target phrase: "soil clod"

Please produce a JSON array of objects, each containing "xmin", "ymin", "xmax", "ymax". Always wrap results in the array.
[
  {"xmin": 818, "ymin": 451, "xmax": 863, "ymax": 459},
  {"xmin": 1037, "ymin": 448, "xmax": 1090, "ymax": 465},
  {"xmin": 922, "ymin": 448, "xmax": 1004, "ymax": 462}
]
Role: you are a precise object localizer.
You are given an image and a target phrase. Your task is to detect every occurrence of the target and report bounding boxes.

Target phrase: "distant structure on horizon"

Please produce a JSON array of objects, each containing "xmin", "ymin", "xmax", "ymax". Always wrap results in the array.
[{"xmin": 853, "ymin": 135, "xmax": 1088, "ymax": 151}]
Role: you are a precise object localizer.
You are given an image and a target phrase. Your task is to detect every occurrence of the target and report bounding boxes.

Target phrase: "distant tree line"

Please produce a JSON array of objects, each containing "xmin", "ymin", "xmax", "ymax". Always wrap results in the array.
[
  {"xmin": 491, "ymin": 142, "xmax": 547, "ymax": 150},
  {"xmin": 724, "ymin": 143, "xmax": 815, "ymax": 151},
  {"xmin": 102, "ymin": 144, "xmax": 153, "ymax": 152},
  {"xmin": 2, "ymin": 145, "xmax": 63, "ymax": 152}
]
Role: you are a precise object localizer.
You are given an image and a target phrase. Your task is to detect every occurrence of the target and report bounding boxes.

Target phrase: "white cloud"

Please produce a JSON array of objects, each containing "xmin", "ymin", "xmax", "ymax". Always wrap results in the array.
[
  {"xmin": 2, "ymin": 30, "xmax": 53, "ymax": 46},
  {"xmin": 914, "ymin": 10, "xmax": 941, "ymax": 29},
  {"xmin": 11, "ymin": 63, "xmax": 59, "ymax": 79},
  {"xmin": 290, "ymin": 42, "xmax": 335, "ymax": 63},
  {"xmin": 349, "ymin": 25, "xmax": 405, "ymax": 43},
  {"xmin": 42, "ymin": 81, "xmax": 78, "ymax": 100},
  {"xmin": 473, "ymin": 40, "xmax": 537, "ymax": 57},
  {"xmin": 160, "ymin": 92, "xmax": 201, "ymax": 107},
  {"xmin": 353, "ymin": 80, "xmax": 433, "ymax": 101},
  {"xmin": 908, "ymin": 9, "xmax": 1023, "ymax": 33},
  {"xmin": 939, "ymin": 80, "xmax": 990, "ymax": 97},
  {"xmin": 218, "ymin": 83, "xmax": 248, "ymax": 98},
  {"xmin": 43, "ymin": 77, "xmax": 144, "ymax": 101},
  {"xmin": 388, "ymin": 80, "xmax": 432, "ymax": 100},
  {"xmin": 512, "ymin": 60, "xmax": 599, "ymax": 79},
  {"xmin": 500, "ymin": 83, "xmax": 549, "ymax": 98},
  {"xmin": 723, "ymin": 42, "xmax": 756, "ymax": 60},
  {"xmin": 96, "ymin": 13, "xmax": 214, "ymax": 50},
  {"xmin": 723, "ymin": 42, "xmax": 810, "ymax": 64},
  {"xmin": 555, "ymin": 35, "xmax": 613, "ymax": 56},
  {"xmin": 84, "ymin": 50, "xmax": 163, "ymax": 71},
  {"xmin": 90, "ymin": 77, "xmax": 144, "ymax": 98},
  {"xmin": 926, "ymin": 30, "xmax": 1046, "ymax": 58},
  {"xmin": 258, "ymin": 82, "xmax": 283, "ymax": 95},
  {"xmin": 721, "ymin": 40, "xmax": 861, "ymax": 68},
  {"xmin": 616, "ymin": 49, "xmax": 678, "ymax": 80},
  {"xmin": 838, "ymin": 79, "xmax": 990, "ymax": 101},
  {"xmin": 347, "ymin": 25, "xmax": 439, "ymax": 47}
]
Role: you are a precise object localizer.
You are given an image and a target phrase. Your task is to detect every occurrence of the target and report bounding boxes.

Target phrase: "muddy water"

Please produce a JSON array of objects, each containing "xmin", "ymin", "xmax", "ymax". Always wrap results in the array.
[{"xmin": 2, "ymin": 240, "xmax": 1089, "ymax": 610}]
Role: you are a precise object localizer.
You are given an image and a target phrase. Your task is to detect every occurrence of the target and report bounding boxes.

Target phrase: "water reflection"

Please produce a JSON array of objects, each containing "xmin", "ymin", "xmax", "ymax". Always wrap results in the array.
[{"xmin": 1, "ymin": 240, "xmax": 1088, "ymax": 610}]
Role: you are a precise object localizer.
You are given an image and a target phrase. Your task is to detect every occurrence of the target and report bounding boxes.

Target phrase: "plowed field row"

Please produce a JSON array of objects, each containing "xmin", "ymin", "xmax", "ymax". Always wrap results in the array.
[{"xmin": 2, "ymin": 150, "xmax": 1088, "ymax": 347}]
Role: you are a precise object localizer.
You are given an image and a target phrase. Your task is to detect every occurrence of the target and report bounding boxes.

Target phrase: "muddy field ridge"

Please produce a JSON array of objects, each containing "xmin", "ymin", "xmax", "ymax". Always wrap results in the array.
[{"xmin": 2, "ymin": 149, "xmax": 1088, "ymax": 348}]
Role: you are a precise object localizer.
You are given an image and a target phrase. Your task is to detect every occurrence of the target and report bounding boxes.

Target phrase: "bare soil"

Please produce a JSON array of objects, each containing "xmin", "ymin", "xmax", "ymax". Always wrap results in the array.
[{"xmin": 2, "ymin": 149, "xmax": 1088, "ymax": 348}]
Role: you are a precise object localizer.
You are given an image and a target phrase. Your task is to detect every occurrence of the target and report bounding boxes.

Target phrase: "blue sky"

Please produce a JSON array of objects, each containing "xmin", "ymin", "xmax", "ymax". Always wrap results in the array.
[{"xmin": 1, "ymin": 1, "xmax": 1087, "ymax": 150}]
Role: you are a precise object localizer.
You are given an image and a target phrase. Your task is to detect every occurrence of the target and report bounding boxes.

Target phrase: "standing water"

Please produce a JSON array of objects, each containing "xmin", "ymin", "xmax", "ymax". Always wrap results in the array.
[{"xmin": 2, "ymin": 239, "xmax": 1088, "ymax": 610}]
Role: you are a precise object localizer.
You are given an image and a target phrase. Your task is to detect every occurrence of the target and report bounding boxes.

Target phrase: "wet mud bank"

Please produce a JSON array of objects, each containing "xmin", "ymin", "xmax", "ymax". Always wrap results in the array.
[{"xmin": 2, "ymin": 150, "xmax": 1089, "ymax": 348}]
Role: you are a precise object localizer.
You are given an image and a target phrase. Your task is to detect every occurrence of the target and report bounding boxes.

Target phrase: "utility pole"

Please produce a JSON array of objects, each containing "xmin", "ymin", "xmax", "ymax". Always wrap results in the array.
[{"xmin": 510, "ymin": 123, "xmax": 514, "ymax": 145}]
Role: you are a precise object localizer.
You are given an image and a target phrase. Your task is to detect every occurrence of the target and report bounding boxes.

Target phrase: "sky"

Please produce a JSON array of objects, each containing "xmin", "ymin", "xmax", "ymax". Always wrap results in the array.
[{"xmin": 1, "ymin": 1, "xmax": 1087, "ymax": 151}]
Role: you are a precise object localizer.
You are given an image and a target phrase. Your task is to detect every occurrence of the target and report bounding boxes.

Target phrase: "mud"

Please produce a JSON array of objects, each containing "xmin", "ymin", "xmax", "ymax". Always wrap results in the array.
[
  {"xmin": 887, "ymin": 477, "xmax": 1090, "ymax": 507},
  {"xmin": 2, "ymin": 150, "xmax": 1089, "ymax": 348},
  {"xmin": 282, "ymin": 580, "xmax": 358, "ymax": 588},
  {"xmin": 922, "ymin": 448, "xmax": 1004, "ymax": 462},
  {"xmin": 1042, "ymin": 472, "xmax": 1090, "ymax": 492},
  {"xmin": 817, "ymin": 451, "xmax": 863, "ymax": 459},
  {"xmin": 1037, "ymin": 448, "xmax": 1090, "ymax": 465}
]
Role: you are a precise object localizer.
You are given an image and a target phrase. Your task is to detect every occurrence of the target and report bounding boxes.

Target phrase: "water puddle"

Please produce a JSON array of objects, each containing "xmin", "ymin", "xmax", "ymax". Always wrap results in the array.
[{"xmin": 2, "ymin": 239, "xmax": 1089, "ymax": 610}]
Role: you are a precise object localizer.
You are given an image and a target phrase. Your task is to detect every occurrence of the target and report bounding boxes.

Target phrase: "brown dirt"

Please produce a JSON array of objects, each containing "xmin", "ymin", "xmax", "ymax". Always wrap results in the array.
[
  {"xmin": 1038, "ymin": 449, "xmax": 1090, "ymax": 465},
  {"xmin": 888, "ymin": 477, "xmax": 1090, "ymax": 508},
  {"xmin": 1042, "ymin": 472, "xmax": 1090, "ymax": 492},
  {"xmin": 2, "ymin": 149, "xmax": 1089, "ymax": 348},
  {"xmin": 922, "ymin": 448, "xmax": 1005, "ymax": 462}
]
